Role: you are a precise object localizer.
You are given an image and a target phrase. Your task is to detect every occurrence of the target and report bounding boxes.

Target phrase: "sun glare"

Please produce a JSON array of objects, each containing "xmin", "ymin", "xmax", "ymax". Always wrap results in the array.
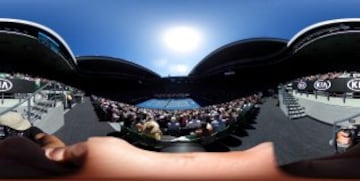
[{"xmin": 163, "ymin": 26, "xmax": 202, "ymax": 53}]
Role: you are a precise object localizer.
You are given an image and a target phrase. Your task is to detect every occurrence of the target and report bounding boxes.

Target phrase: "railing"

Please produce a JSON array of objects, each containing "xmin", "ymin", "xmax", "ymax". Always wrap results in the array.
[{"xmin": 0, "ymin": 82, "xmax": 63, "ymax": 123}]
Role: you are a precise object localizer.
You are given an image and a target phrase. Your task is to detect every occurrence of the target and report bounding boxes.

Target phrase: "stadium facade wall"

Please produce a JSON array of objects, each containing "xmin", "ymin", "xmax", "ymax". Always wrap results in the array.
[{"xmin": 293, "ymin": 92, "xmax": 360, "ymax": 124}]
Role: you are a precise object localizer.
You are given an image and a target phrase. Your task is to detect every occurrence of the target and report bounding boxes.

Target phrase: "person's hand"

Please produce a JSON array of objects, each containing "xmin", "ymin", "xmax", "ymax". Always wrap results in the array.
[
  {"xmin": 34, "ymin": 133, "xmax": 66, "ymax": 149},
  {"xmin": 43, "ymin": 137, "xmax": 286, "ymax": 180},
  {"xmin": 337, "ymin": 130, "xmax": 353, "ymax": 145},
  {"xmin": 339, "ymin": 130, "xmax": 351, "ymax": 137}
]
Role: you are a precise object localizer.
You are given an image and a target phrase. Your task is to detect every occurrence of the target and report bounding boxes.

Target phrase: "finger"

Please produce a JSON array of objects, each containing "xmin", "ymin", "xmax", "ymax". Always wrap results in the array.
[
  {"xmin": 44, "ymin": 147, "xmax": 65, "ymax": 161},
  {"xmin": 42, "ymin": 135, "xmax": 66, "ymax": 148},
  {"xmin": 35, "ymin": 133, "xmax": 66, "ymax": 149},
  {"xmin": 34, "ymin": 132, "xmax": 47, "ymax": 140},
  {"xmin": 44, "ymin": 142, "xmax": 87, "ymax": 166}
]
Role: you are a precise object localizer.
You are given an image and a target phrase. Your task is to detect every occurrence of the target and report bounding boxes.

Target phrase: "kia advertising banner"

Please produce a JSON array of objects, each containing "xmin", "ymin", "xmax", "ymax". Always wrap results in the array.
[
  {"xmin": 313, "ymin": 79, "xmax": 332, "ymax": 91},
  {"xmin": 312, "ymin": 79, "xmax": 351, "ymax": 92},
  {"xmin": 0, "ymin": 78, "xmax": 37, "ymax": 93},
  {"xmin": 292, "ymin": 78, "xmax": 360, "ymax": 93},
  {"xmin": 346, "ymin": 78, "xmax": 360, "ymax": 92}
]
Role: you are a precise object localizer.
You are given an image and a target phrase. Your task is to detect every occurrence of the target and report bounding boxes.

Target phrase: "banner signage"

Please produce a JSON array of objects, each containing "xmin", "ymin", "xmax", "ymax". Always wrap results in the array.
[
  {"xmin": 0, "ymin": 79, "xmax": 37, "ymax": 93},
  {"xmin": 292, "ymin": 78, "xmax": 360, "ymax": 93},
  {"xmin": 347, "ymin": 78, "xmax": 360, "ymax": 92},
  {"xmin": 297, "ymin": 81, "xmax": 307, "ymax": 90},
  {"xmin": 313, "ymin": 80, "xmax": 331, "ymax": 91},
  {"xmin": 0, "ymin": 79, "xmax": 13, "ymax": 92}
]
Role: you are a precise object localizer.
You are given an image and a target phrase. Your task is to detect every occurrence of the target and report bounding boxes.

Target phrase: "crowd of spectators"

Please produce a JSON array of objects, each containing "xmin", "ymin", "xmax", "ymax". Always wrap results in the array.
[
  {"xmin": 0, "ymin": 72, "xmax": 49, "ymax": 85},
  {"xmin": 298, "ymin": 71, "xmax": 360, "ymax": 81},
  {"xmin": 92, "ymin": 94, "xmax": 261, "ymax": 141}
]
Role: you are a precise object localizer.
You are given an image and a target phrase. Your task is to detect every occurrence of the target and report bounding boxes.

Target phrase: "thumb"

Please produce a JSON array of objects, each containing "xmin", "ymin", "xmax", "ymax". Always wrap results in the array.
[{"xmin": 44, "ymin": 142, "xmax": 87, "ymax": 166}]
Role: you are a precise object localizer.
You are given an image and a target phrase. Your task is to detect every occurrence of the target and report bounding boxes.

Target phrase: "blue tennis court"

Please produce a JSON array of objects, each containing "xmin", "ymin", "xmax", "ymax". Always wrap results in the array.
[{"xmin": 136, "ymin": 98, "xmax": 200, "ymax": 110}]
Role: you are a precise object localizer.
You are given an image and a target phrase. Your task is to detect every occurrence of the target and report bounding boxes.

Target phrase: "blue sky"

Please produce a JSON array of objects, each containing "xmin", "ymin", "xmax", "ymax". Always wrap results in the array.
[{"xmin": 1, "ymin": 0, "xmax": 360, "ymax": 76}]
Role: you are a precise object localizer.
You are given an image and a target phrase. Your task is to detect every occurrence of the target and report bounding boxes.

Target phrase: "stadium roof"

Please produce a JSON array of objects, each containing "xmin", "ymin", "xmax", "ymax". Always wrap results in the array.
[
  {"xmin": 0, "ymin": 18, "xmax": 77, "ymax": 66},
  {"xmin": 0, "ymin": 18, "xmax": 77, "ymax": 80},
  {"xmin": 288, "ymin": 18, "xmax": 360, "ymax": 53},
  {"xmin": 77, "ymin": 56, "xmax": 161, "ymax": 79},
  {"xmin": 282, "ymin": 18, "xmax": 360, "ymax": 82},
  {"xmin": 189, "ymin": 38, "xmax": 288, "ymax": 76}
]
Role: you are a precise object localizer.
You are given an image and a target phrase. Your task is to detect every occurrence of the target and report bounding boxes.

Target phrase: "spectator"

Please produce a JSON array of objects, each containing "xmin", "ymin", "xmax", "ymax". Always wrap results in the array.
[
  {"xmin": 337, "ymin": 130, "xmax": 352, "ymax": 145},
  {"xmin": 186, "ymin": 115, "xmax": 201, "ymax": 129},
  {"xmin": 65, "ymin": 93, "xmax": 73, "ymax": 109},
  {"xmin": 167, "ymin": 116, "xmax": 180, "ymax": 136},
  {"xmin": 210, "ymin": 113, "xmax": 225, "ymax": 132},
  {"xmin": 194, "ymin": 121, "xmax": 213, "ymax": 137},
  {"xmin": 136, "ymin": 119, "xmax": 162, "ymax": 141}
]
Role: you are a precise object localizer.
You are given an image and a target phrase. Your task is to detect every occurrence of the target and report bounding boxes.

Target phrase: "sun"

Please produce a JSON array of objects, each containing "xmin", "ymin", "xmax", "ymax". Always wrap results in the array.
[{"xmin": 162, "ymin": 26, "xmax": 202, "ymax": 53}]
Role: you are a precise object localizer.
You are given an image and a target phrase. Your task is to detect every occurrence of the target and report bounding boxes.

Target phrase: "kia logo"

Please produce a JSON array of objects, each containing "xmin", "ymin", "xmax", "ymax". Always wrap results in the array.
[
  {"xmin": 313, "ymin": 80, "xmax": 331, "ymax": 91},
  {"xmin": 347, "ymin": 78, "xmax": 360, "ymax": 92},
  {"xmin": 0, "ymin": 79, "xmax": 13, "ymax": 92},
  {"xmin": 297, "ymin": 81, "xmax": 307, "ymax": 90}
]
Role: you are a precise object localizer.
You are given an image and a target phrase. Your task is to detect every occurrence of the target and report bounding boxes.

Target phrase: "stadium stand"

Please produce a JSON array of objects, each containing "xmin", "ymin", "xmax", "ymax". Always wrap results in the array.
[
  {"xmin": 278, "ymin": 86, "xmax": 306, "ymax": 119},
  {"xmin": 91, "ymin": 94, "xmax": 261, "ymax": 146}
]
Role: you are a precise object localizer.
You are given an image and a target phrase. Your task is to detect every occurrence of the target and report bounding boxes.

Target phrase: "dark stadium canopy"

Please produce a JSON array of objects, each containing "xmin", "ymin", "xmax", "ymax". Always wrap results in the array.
[
  {"xmin": 0, "ymin": 18, "xmax": 77, "ymax": 81},
  {"xmin": 1, "ymin": 18, "xmax": 360, "ymax": 105},
  {"xmin": 280, "ymin": 18, "xmax": 360, "ymax": 83},
  {"xmin": 189, "ymin": 38, "xmax": 288, "ymax": 77},
  {"xmin": 77, "ymin": 56, "xmax": 161, "ymax": 79}
]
